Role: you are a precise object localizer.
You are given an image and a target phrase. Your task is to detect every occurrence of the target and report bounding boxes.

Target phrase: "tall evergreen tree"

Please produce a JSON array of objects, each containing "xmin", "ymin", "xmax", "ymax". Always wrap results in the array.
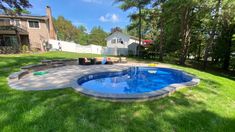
[
  {"xmin": 115, "ymin": 0, "xmax": 151, "ymax": 56},
  {"xmin": 0, "ymin": 0, "xmax": 31, "ymax": 14}
]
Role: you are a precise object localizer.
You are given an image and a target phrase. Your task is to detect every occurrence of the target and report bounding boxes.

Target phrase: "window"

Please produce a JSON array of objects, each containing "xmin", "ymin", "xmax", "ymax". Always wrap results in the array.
[
  {"xmin": 0, "ymin": 19, "xmax": 11, "ymax": 26},
  {"xmin": 28, "ymin": 20, "xmax": 40, "ymax": 28},
  {"xmin": 10, "ymin": 19, "xmax": 14, "ymax": 25},
  {"xmin": 14, "ymin": 19, "xmax": 21, "ymax": 27},
  {"xmin": 117, "ymin": 38, "xmax": 123, "ymax": 44},
  {"xmin": 0, "ymin": 36, "xmax": 17, "ymax": 46},
  {"xmin": 111, "ymin": 38, "xmax": 116, "ymax": 44}
]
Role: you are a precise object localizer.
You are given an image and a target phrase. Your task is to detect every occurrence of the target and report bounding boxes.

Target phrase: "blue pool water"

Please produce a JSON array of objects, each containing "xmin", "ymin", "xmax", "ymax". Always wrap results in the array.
[{"xmin": 78, "ymin": 67, "xmax": 192, "ymax": 94}]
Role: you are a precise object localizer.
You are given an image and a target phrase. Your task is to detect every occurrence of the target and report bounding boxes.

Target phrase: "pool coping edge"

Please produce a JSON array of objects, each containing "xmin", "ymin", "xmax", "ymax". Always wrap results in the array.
[{"xmin": 72, "ymin": 67, "xmax": 200, "ymax": 102}]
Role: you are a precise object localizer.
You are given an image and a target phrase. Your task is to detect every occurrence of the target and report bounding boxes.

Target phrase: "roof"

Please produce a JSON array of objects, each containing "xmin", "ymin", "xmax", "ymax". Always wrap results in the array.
[
  {"xmin": 130, "ymin": 36, "xmax": 139, "ymax": 40},
  {"xmin": 107, "ymin": 30, "xmax": 144, "ymax": 41},
  {"xmin": 0, "ymin": 26, "xmax": 28, "ymax": 35},
  {"xmin": 143, "ymin": 40, "xmax": 153, "ymax": 43},
  {"xmin": 0, "ymin": 14, "xmax": 48, "ymax": 20}
]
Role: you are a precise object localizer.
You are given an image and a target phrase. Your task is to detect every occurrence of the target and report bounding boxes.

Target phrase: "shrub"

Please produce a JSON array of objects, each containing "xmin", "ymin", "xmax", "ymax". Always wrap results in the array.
[{"xmin": 21, "ymin": 45, "xmax": 29, "ymax": 53}]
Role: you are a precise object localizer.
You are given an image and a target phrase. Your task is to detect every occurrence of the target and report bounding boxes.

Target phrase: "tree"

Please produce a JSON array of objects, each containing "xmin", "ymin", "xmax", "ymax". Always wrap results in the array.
[
  {"xmin": 179, "ymin": 4, "xmax": 191, "ymax": 65},
  {"xmin": 89, "ymin": 26, "xmax": 108, "ymax": 46},
  {"xmin": 54, "ymin": 16, "xmax": 78, "ymax": 42},
  {"xmin": 136, "ymin": 8, "xmax": 160, "ymax": 59},
  {"xmin": 213, "ymin": 0, "xmax": 235, "ymax": 70},
  {"xmin": 111, "ymin": 27, "xmax": 123, "ymax": 33},
  {"xmin": 203, "ymin": 0, "xmax": 222, "ymax": 69},
  {"xmin": 54, "ymin": 16, "xmax": 90, "ymax": 45},
  {"xmin": 116, "ymin": 0, "xmax": 235, "ymax": 71},
  {"xmin": 153, "ymin": 0, "xmax": 167, "ymax": 61},
  {"xmin": 0, "ymin": 0, "xmax": 31, "ymax": 14},
  {"xmin": 115, "ymin": 0, "xmax": 151, "ymax": 56},
  {"xmin": 154, "ymin": 0, "xmax": 195, "ymax": 65},
  {"xmin": 77, "ymin": 25, "xmax": 89, "ymax": 45}
]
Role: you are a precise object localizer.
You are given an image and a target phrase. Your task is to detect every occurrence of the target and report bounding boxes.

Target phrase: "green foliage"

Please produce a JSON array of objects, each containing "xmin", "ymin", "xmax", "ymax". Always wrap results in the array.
[
  {"xmin": 120, "ymin": 0, "xmax": 235, "ymax": 70},
  {"xmin": 232, "ymin": 34, "xmax": 235, "ymax": 41},
  {"xmin": 116, "ymin": 0, "xmax": 152, "ymax": 56},
  {"xmin": 21, "ymin": 45, "xmax": 29, "ymax": 53},
  {"xmin": 115, "ymin": 0, "xmax": 151, "ymax": 10},
  {"xmin": 126, "ymin": 9, "xmax": 156, "ymax": 39},
  {"xmin": 12, "ymin": 8, "xmax": 31, "ymax": 14},
  {"xmin": 0, "ymin": 0, "xmax": 31, "ymax": 14},
  {"xmin": 54, "ymin": 17, "xmax": 107, "ymax": 46},
  {"xmin": 54, "ymin": 16, "xmax": 80, "ymax": 43},
  {"xmin": 0, "ymin": 52, "xmax": 235, "ymax": 131},
  {"xmin": 77, "ymin": 25, "xmax": 89, "ymax": 45},
  {"xmin": 31, "ymin": 47, "xmax": 40, "ymax": 53},
  {"xmin": 89, "ymin": 26, "xmax": 108, "ymax": 46}
]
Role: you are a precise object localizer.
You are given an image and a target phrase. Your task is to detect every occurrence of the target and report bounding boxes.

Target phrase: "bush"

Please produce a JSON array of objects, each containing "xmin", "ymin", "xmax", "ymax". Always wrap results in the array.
[
  {"xmin": 31, "ymin": 48, "xmax": 41, "ymax": 53},
  {"xmin": 21, "ymin": 45, "xmax": 29, "ymax": 53},
  {"xmin": 128, "ymin": 50, "xmax": 134, "ymax": 57},
  {"xmin": 230, "ymin": 57, "xmax": 235, "ymax": 71}
]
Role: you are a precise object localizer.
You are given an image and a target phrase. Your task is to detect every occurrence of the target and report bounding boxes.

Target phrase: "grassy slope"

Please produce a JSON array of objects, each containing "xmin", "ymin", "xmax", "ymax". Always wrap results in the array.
[{"xmin": 0, "ymin": 51, "xmax": 235, "ymax": 132}]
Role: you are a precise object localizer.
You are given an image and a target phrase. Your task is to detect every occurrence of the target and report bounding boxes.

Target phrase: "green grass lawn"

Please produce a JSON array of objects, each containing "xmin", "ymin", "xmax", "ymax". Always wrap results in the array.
[{"xmin": 0, "ymin": 51, "xmax": 235, "ymax": 132}]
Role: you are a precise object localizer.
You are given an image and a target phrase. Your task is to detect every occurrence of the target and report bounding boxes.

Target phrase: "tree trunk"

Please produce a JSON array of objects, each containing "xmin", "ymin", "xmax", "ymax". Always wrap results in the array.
[
  {"xmin": 203, "ymin": 43, "xmax": 210, "ymax": 68},
  {"xmin": 15, "ymin": 28, "xmax": 21, "ymax": 53},
  {"xmin": 159, "ymin": 9, "xmax": 164, "ymax": 62},
  {"xmin": 179, "ymin": 7, "xmax": 191, "ymax": 65},
  {"xmin": 203, "ymin": 0, "xmax": 221, "ymax": 69},
  {"xmin": 222, "ymin": 24, "xmax": 234, "ymax": 70},
  {"xmin": 138, "ymin": 6, "xmax": 142, "ymax": 57},
  {"xmin": 196, "ymin": 44, "xmax": 201, "ymax": 62}
]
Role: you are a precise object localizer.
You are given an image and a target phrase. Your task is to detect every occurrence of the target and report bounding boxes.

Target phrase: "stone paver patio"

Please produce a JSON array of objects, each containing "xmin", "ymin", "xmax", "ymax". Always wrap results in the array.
[
  {"xmin": 8, "ymin": 62, "xmax": 169, "ymax": 91},
  {"xmin": 8, "ymin": 62, "xmax": 201, "ymax": 101}
]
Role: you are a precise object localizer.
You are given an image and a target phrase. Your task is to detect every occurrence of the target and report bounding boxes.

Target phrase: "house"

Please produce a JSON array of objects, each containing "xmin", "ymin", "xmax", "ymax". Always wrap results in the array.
[
  {"xmin": 105, "ymin": 30, "xmax": 143, "ymax": 56},
  {"xmin": 0, "ymin": 6, "xmax": 56, "ymax": 53}
]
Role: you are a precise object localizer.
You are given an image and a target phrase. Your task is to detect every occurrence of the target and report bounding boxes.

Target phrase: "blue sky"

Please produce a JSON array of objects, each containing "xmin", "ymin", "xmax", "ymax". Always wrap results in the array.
[{"xmin": 28, "ymin": 0, "xmax": 133, "ymax": 32}]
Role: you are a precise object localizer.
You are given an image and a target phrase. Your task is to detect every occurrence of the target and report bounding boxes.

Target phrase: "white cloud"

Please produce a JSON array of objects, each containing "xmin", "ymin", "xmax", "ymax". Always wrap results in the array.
[
  {"xmin": 111, "ymin": 14, "xmax": 119, "ymax": 22},
  {"xmin": 99, "ymin": 13, "xmax": 119, "ymax": 23},
  {"xmin": 82, "ymin": 0, "xmax": 103, "ymax": 4}
]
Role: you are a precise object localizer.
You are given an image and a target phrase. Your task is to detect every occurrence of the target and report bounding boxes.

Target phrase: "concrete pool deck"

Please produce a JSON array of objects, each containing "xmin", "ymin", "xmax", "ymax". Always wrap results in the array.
[
  {"xmin": 8, "ymin": 62, "xmax": 200, "ymax": 101},
  {"xmin": 8, "ymin": 62, "xmax": 169, "ymax": 91}
]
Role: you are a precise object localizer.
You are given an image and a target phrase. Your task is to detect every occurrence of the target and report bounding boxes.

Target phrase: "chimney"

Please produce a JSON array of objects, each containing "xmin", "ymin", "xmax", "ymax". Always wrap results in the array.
[{"xmin": 46, "ymin": 6, "xmax": 57, "ymax": 40}]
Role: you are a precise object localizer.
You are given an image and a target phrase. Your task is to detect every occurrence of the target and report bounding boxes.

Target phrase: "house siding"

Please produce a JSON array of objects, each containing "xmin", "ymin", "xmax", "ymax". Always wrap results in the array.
[
  {"xmin": 0, "ymin": 17, "xmax": 51, "ymax": 51},
  {"xmin": 26, "ymin": 20, "xmax": 49, "ymax": 50},
  {"xmin": 105, "ymin": 31, "xmax": 143, "ymax": 56},
  {"xmin": 106, "ymin": 32, "xmax": 129, "ymax": 48},
  {"xmin": 0, "ymin": 7, "xmax": 56, "ymax": 53}
]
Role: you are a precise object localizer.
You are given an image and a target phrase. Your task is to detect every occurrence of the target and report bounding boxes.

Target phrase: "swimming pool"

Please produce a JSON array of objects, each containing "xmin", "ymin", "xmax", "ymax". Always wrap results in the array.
[{"xmin": 76, "ymin": 67, "xmax": 199, "ymax": 101}]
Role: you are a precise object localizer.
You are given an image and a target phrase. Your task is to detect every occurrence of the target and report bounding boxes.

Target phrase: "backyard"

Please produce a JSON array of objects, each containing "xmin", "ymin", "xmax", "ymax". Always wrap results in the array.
[{"xmin": 0, "ymin": 51, "xmax": 235, "ymax": 131}]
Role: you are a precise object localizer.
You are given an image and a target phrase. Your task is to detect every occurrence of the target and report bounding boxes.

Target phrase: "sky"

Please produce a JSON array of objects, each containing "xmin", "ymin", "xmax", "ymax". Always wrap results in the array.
[{"xmin": 28, "ymin": 0, "xmax": 133, "ymax": 32}]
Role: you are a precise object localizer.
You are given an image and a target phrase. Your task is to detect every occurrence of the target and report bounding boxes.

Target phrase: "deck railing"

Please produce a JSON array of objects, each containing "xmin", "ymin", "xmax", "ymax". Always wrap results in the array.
[
  {"xmin": 0, "ymin": 21, "xmax": 12, "ymax": 26},
  {"xmin": 0, "ymin": 21, "xmax": 27, "ymax": 31}
]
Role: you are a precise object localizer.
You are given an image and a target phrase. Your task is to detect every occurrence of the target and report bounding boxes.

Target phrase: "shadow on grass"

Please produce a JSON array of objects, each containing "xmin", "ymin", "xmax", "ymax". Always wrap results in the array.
[
  {"xmin": 0, "ymin": 83, "xmax": 234, "ymax": 131},
  {"xmin": 0, "ymin": 53, "xmax": 234, "ymax": 131},
  {"xmin": 174, "ymin": 63, "xmax": 235, "ymax": 81},
  {"xmin": 0, "ymin": 52, "xmax": 100, "ymax": 80},
  {"xmin": 164, "ymin": 110, "xmax": 235, "ymax": 131},
  {"xmin": 0, "ymin": 55, "xmax": 67, "ymax": 70},
  {"xmin": 0, "ymin": 52, "xmax": 101, "ymax": 72},
  {"xmin": 194, "ymin": 78, "xmax": 222, "ymax": 95}
]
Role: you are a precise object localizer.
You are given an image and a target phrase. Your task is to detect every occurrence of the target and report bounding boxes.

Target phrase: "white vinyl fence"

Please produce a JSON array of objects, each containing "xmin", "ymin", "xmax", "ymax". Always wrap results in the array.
[
  {"xmin": 48, "ymin": 39, "xmax": 103, "ymax": 54},
  {"xmin": 102, "ymin": 47, "xmax": 128, "ymax": 56}
]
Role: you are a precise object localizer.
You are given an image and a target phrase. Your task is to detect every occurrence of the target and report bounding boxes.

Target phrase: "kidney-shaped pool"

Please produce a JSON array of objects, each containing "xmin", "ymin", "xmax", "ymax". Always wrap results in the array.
[{"xmin": 75, "ymin": 67, "xmax": 199, "ymax": 101}]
